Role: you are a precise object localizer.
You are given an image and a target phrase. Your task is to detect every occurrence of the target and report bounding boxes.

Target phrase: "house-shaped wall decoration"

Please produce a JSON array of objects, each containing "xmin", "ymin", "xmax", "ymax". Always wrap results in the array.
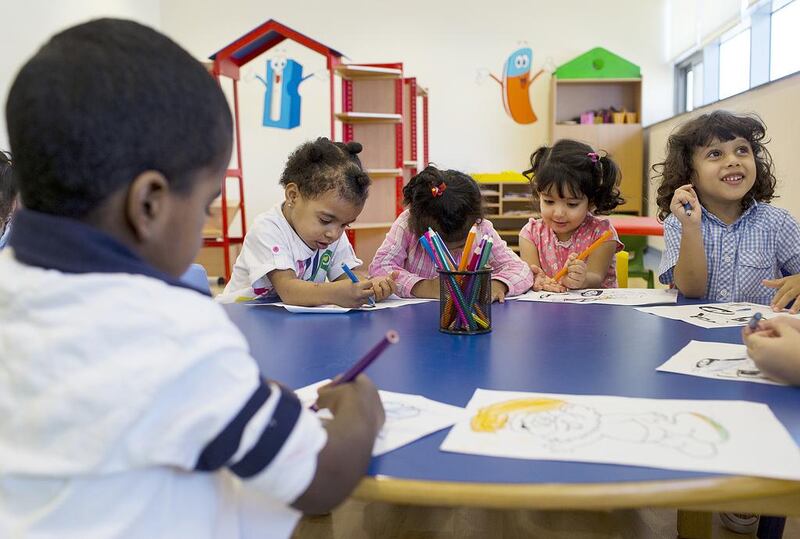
[
  {"xmin": 204, "ymin": 20, "xmax": 345, "ymax": 280},
  {"xmin": 554, "ymin": 47, "xmax": 640, "ymax": 79}
]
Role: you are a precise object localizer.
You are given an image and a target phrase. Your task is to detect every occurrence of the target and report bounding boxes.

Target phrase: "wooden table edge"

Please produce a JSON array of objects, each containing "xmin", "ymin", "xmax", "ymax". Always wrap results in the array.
[{"xmin": 353, "ymin": 475, "xmax": 800, "ymax": 515}]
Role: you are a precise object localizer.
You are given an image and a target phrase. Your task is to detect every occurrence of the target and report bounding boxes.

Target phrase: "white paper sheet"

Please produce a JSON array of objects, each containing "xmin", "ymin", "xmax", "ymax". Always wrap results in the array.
[
  {"xmin": 441, "ymin": 389, "xmax": 800, "ymax": 480},
  {"xmin": 657, "ymin": 340, "xmax": 786, "ymax": 386},
  {"xmin": 512, "ymin": 288, "xmax": 678, "ymax": 306},
  {"xmin": 296, "ymin": 381, "xmax": 466, "ymax": 456},
  {"xmin": 252, "ymin": 295, "xmax": 434, "ymax": 313},
  {"xmin": 636, "ymin": 302, "xmax": 800, "ymax": 328}
]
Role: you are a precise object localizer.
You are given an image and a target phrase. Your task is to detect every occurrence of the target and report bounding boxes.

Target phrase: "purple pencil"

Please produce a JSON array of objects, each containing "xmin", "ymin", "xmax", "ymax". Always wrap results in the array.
[{"xmin": 310, "ymin": 330, "xmax": 399, "ymax": 411}]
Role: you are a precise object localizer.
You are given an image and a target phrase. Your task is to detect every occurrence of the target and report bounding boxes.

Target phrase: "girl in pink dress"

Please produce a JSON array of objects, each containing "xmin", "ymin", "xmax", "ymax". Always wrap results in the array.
[{"xmin": 519, "ymin": 139, "xmax": 624, "ymax": 291}]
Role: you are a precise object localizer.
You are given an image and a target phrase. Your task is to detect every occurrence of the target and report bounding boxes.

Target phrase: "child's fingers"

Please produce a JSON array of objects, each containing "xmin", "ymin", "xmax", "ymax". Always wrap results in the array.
[{"xmin": 763, "ymin": 277, "xmax": 785, "ymax": 289}]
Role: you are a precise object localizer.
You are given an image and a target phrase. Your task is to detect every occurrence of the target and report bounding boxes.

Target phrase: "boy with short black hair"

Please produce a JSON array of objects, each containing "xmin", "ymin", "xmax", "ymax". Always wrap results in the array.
[{"xmin": 0, "ymin": 18, "xmax": 383, "ymax": 538}]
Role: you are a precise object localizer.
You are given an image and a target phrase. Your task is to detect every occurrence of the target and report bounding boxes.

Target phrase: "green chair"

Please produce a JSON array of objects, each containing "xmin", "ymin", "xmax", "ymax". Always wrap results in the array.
[{"xmin": 619, "ymin": 235, "xmax": 654, "ymax": 288}]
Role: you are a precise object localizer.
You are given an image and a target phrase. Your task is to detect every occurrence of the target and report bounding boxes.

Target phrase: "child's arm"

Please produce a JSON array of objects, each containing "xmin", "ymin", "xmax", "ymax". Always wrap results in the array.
[
  {"xmin": 743, "ymin": 318, "xmax": 800, "ymax": 386},
  {"xmin": 347, "ymin": 270, "xmax": 398, "ymax": 302},
  {"xmin": 485, "ymin": 226, "xmax": 533, "ymax": 299},
  {"xmin": 292, "ymin": 374, "xmax": 384, "ymax": 514},
  {"xmin": 519, "ymin": 236, "xmax": 565, "ymax": 292},
  {"xmin": 670, "ymin": 185, "xmax": 707, "ymax": 297},
  {"xmin": 270, "ymin": 269, "xmax": 374, "ymax": 308},
  {"xmin": 368, "ymin": 214, "xmax": 432, "ymax": 298}
]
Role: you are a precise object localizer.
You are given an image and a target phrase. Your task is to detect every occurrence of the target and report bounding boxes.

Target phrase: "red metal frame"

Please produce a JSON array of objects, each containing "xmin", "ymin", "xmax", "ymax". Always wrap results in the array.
[
  {"xmin": 422, "ymin": 92, "xmax": 429, "ymax": 167},
  {"xmin": 208, "ymin": 20, "xmax": 344, "ymax": 280}
]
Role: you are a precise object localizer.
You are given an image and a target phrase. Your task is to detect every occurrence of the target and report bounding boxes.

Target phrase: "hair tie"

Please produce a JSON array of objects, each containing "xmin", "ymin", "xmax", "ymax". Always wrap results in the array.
[
  {"xmin": 431, "ymin": 182, "xmax": 447, "ymax": 197},
  {"xmin": 587, "ymin": 152, "xmax": 599, "ymax": 164}
]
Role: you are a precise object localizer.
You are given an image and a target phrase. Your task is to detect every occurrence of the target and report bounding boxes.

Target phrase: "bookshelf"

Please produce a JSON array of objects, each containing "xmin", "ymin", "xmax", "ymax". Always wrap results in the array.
[
  {"xmin": 549, "ymin": 48, "xmax": 644, "ymax": 215},
  {"xmin": 473, "ymin": 171, "xmax": 538, "ymax": 254},
  {"xmin": 337, "ymin": 64, "xmax": 429, "ymax": 267}
]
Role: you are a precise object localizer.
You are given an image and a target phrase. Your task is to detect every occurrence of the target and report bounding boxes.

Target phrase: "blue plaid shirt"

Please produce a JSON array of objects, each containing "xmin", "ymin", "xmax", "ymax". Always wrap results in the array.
[{"xmin": 658, "ymin": 202, "xmax": 800, "ymax": 305}]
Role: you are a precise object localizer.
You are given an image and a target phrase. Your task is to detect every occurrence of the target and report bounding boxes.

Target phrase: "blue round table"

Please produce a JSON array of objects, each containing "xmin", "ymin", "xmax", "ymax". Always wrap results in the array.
[{"xmin": 223, "ymin": 300, "xmax": 800, "ymax": 516}]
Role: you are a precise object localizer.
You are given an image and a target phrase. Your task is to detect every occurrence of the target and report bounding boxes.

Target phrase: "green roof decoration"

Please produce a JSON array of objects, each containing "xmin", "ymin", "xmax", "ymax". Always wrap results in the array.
[{"xmin": 554, "ymin": 47, "xmax": 640, "ymax": 79}]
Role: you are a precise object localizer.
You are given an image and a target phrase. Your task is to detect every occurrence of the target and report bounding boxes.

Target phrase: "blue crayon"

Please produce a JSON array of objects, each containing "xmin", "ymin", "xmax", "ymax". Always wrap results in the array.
[
  {"xmin": 341, "ymin": 263, "xmax": 375, "ymax": 306},
  {"xmin": 748, "ymin": 312, "xmax": 763, "ymax": 330},
  {"xmin": 682, "ymin": 201, "xmax": 692, "ymax": 217}
]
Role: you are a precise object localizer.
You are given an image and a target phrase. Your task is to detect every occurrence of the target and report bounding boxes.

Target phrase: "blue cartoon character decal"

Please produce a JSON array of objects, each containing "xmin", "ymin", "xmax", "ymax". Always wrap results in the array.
[
  {"xmin": 256, "ymin": 55, "xmax": 313, "ymax": 130},
  {"xmin": 490, "ymin": 47, "xmax": 544, "ymax": 124}
]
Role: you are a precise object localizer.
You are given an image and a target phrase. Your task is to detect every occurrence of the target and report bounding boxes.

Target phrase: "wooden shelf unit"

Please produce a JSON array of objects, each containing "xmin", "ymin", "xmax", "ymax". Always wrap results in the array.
[
  {"xmin": 549, "ymin": 77, "xmax": 643, "ymax": 214},
  {"xmin": 336, "ymin": 65, "xmax": 430, "ymax": 267},
  {"xmin": 474, "ymin": 172, "xmax": 540, "ymax": 254},
  {"xmin": 338, "ymin": 63, "xmax": 405, "ymax": 267}
]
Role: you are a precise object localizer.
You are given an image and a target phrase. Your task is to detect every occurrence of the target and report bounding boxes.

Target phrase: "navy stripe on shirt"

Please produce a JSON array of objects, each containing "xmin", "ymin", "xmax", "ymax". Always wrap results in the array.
[
  {"xmin": 229, "ymin": 387, "xmax": 303, "ymax": 479},
  {"xmin": 9, "ymin": 208, "xmax": 207, "ymax": 295},
  {"xmin": 195, "ymin": 380, "xmax": 271, "ymax": 471}
]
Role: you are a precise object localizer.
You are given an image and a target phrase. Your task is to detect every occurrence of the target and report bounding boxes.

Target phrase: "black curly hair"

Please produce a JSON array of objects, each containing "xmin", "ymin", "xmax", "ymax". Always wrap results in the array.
[
  {"xmin": 0, "ymin": 151, "xmax": 15, "ymax": 223},
  {"xmin": 6, "ymin": 19, "xmax": 232, "ymax": 219},
  {"xmin": 402, "ymin": 165, "xmax": 483, "ymax": 243},
  {"xmin": 523, "ymin": 139, "xmax": 623, "ymax": 214},
  {"xmin": 653, "ymin": 110, "xmax": 776, "ymax": 221},
  {"xmin": 280, "ymin": 138, "xmax": 371, "ymax": 205}
]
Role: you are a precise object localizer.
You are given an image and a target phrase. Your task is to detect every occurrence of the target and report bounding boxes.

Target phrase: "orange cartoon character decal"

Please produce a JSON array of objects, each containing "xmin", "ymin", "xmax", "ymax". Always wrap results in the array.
[{"xmin": 490, "ymin": 47, "xmax": 544, "ymax": 124}]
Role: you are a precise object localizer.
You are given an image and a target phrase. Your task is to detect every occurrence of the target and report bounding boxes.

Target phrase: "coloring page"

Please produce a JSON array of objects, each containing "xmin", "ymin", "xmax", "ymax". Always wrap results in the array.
[
  {"xmin": 512, "ymin": 288, "xmax": 677, "ymax": 306},
  {"xmin": 441, "ymin": 389, "xmax": 800, "ymax": 480},
  {"xmin": 657, "ymin": 340, "xmax": 786, "ymax": 386},
  {"xmin": 636, "ymin": 302, "xmax": 800, "ymax": 328},
  {"xmin": 296, "ymin": 381, "xmax": 465, "ymax": 456}
]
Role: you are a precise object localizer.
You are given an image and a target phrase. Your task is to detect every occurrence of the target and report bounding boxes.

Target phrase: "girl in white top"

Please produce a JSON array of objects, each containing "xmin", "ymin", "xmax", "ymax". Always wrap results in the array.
[{"xmin": 218, "ymin": 138, "xmax": 396, "ymax": 306}]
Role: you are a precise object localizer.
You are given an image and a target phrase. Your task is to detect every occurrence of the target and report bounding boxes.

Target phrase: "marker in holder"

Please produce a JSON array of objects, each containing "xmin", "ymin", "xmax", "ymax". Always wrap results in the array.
[{"xmin": 438, "ymin": 267, "xmax": 492, "ymax": 335}]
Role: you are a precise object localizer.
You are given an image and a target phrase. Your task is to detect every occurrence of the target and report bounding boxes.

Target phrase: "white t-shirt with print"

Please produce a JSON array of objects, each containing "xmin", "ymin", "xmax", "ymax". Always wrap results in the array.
[{"xmin": 217, "ymin": 204, "xmax": 362, "ymax": 303}]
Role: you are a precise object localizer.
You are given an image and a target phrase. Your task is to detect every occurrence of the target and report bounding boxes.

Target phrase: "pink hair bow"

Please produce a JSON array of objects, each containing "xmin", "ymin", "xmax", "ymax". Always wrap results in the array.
[
  {"xmin": 431, "ymin": 182, "xmax": 447, "ymax": 197},
  {"xmin": 587, "ymin": 152, "xmax": 599, "ymax": 164}
]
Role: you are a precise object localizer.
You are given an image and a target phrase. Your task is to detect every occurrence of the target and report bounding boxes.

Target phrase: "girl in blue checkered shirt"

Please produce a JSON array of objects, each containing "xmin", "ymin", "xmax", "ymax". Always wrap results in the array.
[{"xmin": 654, "ymin": 111, "xmax": 800, "ymax": 308}]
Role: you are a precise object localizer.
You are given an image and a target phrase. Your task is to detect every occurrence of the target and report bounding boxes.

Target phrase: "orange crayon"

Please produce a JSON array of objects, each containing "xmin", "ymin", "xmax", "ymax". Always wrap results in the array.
[{"xmin": 553, "ymin": 230, "xmax": 613, "ymax": 282}]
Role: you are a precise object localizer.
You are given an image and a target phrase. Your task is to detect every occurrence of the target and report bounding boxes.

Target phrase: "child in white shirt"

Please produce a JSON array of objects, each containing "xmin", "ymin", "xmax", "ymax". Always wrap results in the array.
[
  {"xmin": 218, "ymin": 139, "xmax": 396, "ymax": 306},
  {"xmin": 0, "ymin": 18, "xmax": 383, "ymax": 539}
]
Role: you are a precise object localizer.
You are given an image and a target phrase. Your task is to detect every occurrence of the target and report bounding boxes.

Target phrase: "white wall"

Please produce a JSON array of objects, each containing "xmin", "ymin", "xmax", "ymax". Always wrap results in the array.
[
  {"xmin": 160, "ymin": 0, "xmax": 674, "ymax": 223},
  {"xmin": 1, "ymin": 0, "xmax": 161, "ymax": 150}
]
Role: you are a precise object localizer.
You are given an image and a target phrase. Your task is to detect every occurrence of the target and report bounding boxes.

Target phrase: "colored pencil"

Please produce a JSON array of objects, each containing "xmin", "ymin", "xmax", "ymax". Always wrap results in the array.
[
  {"xmin": 458, "ymin": 226, "xmax": 477, "ymax": 271},
  {"xmin": 310, "ymin": 330, "xmax": 400, "ymax": 410},
  {"xmin": 552, "ymin": 230, "xmax": 613, "ymax": 282},
  {"xmin": 341, "ymin": 263, "xmax": 375, "ymax": 306}
]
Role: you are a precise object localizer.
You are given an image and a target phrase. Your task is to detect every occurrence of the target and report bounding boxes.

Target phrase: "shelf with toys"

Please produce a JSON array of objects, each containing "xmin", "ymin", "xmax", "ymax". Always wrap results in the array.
[
  {"xmin": 474, "ymin": 171, "xmax": 540, "ymax": 254},
  {"xmin": 549, "ymin": 48, "xmax": 643, "ymax": 215}
]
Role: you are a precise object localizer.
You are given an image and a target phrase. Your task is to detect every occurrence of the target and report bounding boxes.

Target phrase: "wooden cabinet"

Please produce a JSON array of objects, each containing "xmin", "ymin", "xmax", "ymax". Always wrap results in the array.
[
  {"xmin": 473, "ymin": 172, "xmax": 538, "ymax": 255},
  {"xmin": 336, "ymin": 64, "xmax": 429, "ymax": 267},
  {"xmin": 549, "ymin": 48, "xmax": 644, "ymax": 215}
]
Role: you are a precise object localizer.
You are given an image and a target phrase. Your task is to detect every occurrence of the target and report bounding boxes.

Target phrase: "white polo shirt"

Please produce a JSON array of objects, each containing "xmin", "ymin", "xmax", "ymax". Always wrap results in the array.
[
  {"xmin": 217, "ymin": 204, "xmax": 361, "ymax": 303},
  {"xmin": 0, "ymin": 209, "xmax": 327, "ymax": 539}
]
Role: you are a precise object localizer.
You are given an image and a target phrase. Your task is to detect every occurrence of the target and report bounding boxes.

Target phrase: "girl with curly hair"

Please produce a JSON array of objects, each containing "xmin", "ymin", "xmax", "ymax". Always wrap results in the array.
[{"xmin": 218, "ymin": 137, "xmax": 396, "ymax": 307}]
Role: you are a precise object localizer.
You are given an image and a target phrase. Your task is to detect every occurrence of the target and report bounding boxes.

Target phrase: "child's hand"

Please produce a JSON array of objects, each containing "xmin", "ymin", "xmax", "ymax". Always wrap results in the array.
[
  {"xmin": 369, "ymin": 271, "xmax": 399, "ymax": 302},
  {"xmin": 560, "ymin": 253, "xmax": 587, "ymax": 289},
  {"xmin": 491, "ymin": 280, "xmax": 508, "ymax": 303},
  {"xmin": 530, "ymin": 265, "xmax": 566, "ymax": 292},
  {"xmin": 670, "ymin": 184, "xmax": 702, "ymax": 227},
  {"xmin": 764, "ymin": 274, "xmax": 800, "ymax": 314},
  {"xmin": 743, "ymin": 317, "xmax": 800, "ymax": 385},
  {"xmin": 316, "ymin": 374, "xmax": 385, "ymax": 433},
  {"xmin": 332, "ymin": 279, "xmax": 376, "ymax": 308}
]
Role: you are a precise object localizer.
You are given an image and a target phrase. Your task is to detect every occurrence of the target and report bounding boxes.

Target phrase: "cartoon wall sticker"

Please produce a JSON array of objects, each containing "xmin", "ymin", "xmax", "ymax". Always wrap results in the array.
[
  {"xmin": 489, "ymin": 47, "xmax": 544, "ymax": 124},
  {"xmin": 256, "ymin": 54, "xmax": 314, "ymax": 129}
]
